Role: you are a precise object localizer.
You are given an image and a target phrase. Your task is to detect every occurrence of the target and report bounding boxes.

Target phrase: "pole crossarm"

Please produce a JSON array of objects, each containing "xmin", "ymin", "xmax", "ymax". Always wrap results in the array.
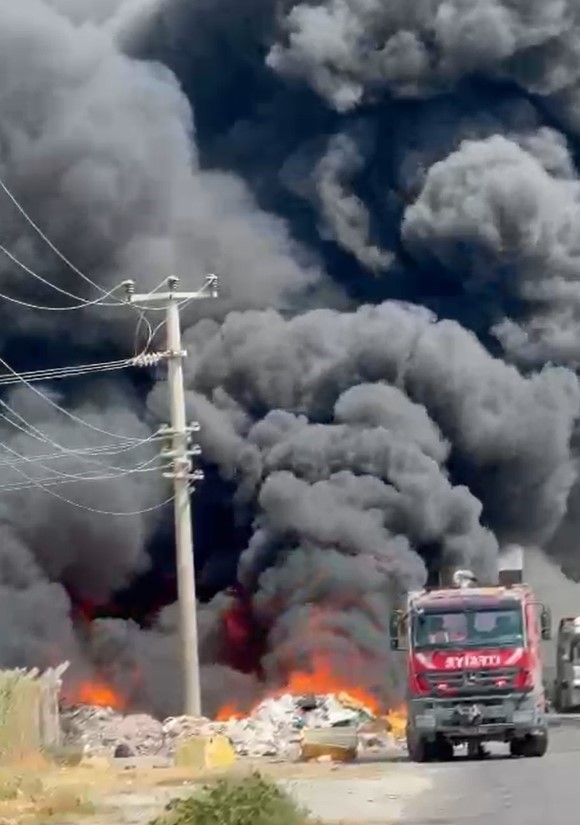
[{"xmin": 126, "ymin": 274, "xmax": 218, "ymax": 306}]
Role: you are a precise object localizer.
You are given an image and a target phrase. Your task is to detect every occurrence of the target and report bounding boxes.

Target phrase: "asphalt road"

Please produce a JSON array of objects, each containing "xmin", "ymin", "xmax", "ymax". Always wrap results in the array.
[{"xmin": 402, "ymin": 723, "xmax": 580, "ymax": 825}]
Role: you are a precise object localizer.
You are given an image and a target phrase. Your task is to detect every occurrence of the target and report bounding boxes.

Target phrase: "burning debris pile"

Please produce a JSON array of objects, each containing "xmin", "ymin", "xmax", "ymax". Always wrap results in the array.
[
  {"xmin": 60, "ymin": 693, "xmax": 405, "ymax": 762},
  {"xmin": 215, "ymin": 692, "xmax": 385, "ymax": 759}
]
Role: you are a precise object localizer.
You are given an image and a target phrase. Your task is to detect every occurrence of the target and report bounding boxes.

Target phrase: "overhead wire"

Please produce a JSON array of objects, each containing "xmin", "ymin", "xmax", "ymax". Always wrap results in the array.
[
  {"xmin": 0, "ymin": 175, "xmax": 210, "ymax": 510},
  {"xmin": 0, "ymin": 176, "xmax": 170, "ymax": 312},
  {"xmin": 0, "ymin": 358, "xmax": 134, "ymax": 386},
  {"xmin": 0, "ymin": 435, "xmax": 163, "ymax": 485},
  {"xmin": 0, "ymin": 175, "xmax": 211, "ymax": 313},
  {"xmin": 0, "ymin": 464, "xmax": 169, "ymax": 493},
  {"xmin": 0, "ymin": 352, "xmax": 148, "ymax": 442},
  {"xmin": 0, "ymin": 240, "xmax": 121, "ymax": 307},
  {"xmin": 0, "ymin": 441, "xmax": 175, "ymax": 515},
  {"xmin": 0, "ymin": 292, "xmax": 170, "ymax": 473},
  {"xmin": 0, "ymin": 439, "xmax": 158, "ymax": 469},
  {"xmin": 0, "ymin": 176, "xmax": 123, "ymax": 304},
  {"xmin": 0, "ymin": 402, "xmax": 160, "ymax": 475},
  {"xmin": 0, "ymin": 278, "xmax": 126, "ymax": 312}
]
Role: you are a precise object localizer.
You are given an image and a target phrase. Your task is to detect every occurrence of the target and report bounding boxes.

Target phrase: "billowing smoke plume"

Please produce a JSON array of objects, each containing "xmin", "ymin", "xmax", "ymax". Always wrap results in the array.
[{"xmin": 1, "ymin": 0, "xmax": 580, "ymax": 716}]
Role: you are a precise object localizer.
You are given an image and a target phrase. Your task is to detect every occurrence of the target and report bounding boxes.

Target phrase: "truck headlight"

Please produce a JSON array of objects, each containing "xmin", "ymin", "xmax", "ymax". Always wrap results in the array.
[{"xmin": 513, "ymin": 709, "xmax": 534, "ymax": 724}]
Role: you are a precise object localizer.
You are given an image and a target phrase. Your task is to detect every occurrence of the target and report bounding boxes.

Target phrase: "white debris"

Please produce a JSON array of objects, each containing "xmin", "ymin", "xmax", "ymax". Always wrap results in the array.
[
  {"xmin": 215, "ymin": 693, "xmax": 374, "ymax": 759},
  {"xmin": 60, "ymin": 692, "xmax": 395, "ymax": 762},
  {"xmin": 162, "ymin": 715, "xmax": 217, "ymax": 740},
  {"xmin": 61, "ymin": 705, "xmax": 165, "ymax": 757}
]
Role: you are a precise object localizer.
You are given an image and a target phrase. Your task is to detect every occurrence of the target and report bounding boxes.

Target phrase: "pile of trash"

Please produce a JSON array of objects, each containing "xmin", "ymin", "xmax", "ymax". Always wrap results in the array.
[
  {"xmin": 61, "ymin": 705, "xmax": 167, "ymax": 757},
  {"xmin": 215, "ymin": 693, "xmax": 385, "ymax": 759},
  {"xmin": 60, "ymin": 693, "xmax": 401, "ymax": 761}
]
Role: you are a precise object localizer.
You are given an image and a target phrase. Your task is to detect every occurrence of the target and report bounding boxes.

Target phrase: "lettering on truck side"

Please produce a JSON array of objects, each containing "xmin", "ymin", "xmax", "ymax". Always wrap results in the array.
[{"xmin": 443, "ymin": 654, "xmax": 501, "ymax": 669}]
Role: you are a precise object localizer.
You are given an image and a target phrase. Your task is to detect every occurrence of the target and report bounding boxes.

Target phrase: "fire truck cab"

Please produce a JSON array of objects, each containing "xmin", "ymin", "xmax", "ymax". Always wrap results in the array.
[{"xmin": 390, "ymin": 565, "xmax": 552, "ymax": 762}]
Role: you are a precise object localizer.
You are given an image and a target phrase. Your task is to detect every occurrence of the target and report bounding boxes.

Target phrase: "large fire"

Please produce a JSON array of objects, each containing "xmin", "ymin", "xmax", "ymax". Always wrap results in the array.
[
  {"xmin": 62, "ymin": 679, "xmax": 126, "ymax": 711},
  {"xmin": 215, "ymin": 653, "xmax": 407, "ymax": 734}
]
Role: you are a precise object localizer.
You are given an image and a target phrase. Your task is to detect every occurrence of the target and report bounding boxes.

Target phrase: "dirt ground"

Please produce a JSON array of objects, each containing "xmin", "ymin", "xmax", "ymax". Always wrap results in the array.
[{"xmin": 0, "ymin": 753, "xmax": 430, "ymax": 825}]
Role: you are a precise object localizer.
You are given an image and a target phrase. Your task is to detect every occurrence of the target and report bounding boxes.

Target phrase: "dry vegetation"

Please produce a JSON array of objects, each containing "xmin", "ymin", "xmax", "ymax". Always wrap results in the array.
[
  {"xmin": 0, "ymin": 672, "xmax": 46, "ymax": 762},
  {"xmin": 0, "ymin": 674, "xmax": 359, "ymax": 825},
  {"xmin": 150, "ymin": 774, "xmax": 315, "ymax": 825},
  {"xmin": 0, "ymin": 764, "xmax": 94, "ymax": 824}
]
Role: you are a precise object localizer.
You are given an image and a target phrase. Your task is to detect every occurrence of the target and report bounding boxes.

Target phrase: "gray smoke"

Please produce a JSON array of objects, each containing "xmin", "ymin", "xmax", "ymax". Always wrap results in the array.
[
  {"xmin": 188, "ymin": 302, "xmax": 579, "ymax": 549},
  {"xmin": 1, "ymin": 0, "xmax": 580, "ymax": 718},
  {"xmin": 402, "ymin": 133, "xmax": 580, "ymax": 368},
  {"xmin": 268, "ymin": 0, "xmax": 580, "ymax": 113},
  {"xmin": 0, "ymin": 0, "xmax": 321, "ymax": 707},
  {"xmin": 106, "ymin": 300, "xmax": 573, "ymax": 710},
  {"xmin": 0, "ymin": 0, "xmax": 320, "ymax": 345},
  {"xmin": 281, "ymin": 124, "xmax": 393, "ymax": 273},
  {"xmin": 0, "ymin": 378, "xmax": 167, "ymax": 690}
]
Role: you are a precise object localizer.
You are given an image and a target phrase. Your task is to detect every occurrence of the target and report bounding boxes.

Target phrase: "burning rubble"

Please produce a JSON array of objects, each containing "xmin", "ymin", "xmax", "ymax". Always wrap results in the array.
[
  {"xmin": 59, "ymin": 655, "xmax": 406, "ymax": 762},
  {"xmin": 60, "ymin": 691, "xmax": 405, "ymax": 762}
]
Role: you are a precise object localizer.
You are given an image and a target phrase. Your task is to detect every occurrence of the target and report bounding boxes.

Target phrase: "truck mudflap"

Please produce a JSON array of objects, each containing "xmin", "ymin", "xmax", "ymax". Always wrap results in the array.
[{"xmin": 409, "ymin": 693, "xmax": 547, "ymax": 743}]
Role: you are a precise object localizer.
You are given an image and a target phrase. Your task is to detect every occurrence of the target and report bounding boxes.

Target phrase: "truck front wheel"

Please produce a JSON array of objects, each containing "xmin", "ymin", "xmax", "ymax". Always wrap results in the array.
[{"xmin": 406, "ymin": 729, "xmax": 431, "ymax": 762}]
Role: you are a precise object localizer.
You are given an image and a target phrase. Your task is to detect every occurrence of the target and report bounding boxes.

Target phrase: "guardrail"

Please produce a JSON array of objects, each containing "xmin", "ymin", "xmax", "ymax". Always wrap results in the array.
[{"xmin": 547, "ymin": 713, "xmax": 580, "ymax": 727}]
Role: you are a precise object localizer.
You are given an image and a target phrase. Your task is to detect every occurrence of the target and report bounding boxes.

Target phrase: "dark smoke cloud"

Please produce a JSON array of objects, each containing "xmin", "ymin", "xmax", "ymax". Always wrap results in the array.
[
  {"xmin": 1, "ymin": 0, "xmax": 580, "ymax": 717},
  {"xmin": 188, "ymin": 302, "xmax": 578, "ymax": 549},
  {"xmin": 268, "ymin": 0, "xmax": 580, "ymax": 112},
  {"xmin": 402, "ymin": 133, "xmax": 580, "ymax": 368},
  {"xmin": 0, "ymin": 0, "xmax": 320, "ymax": 345},
  {"xmin": 305, "ymin": 125, "xmax": 393, "ymax": 272},
  {"xmin": 120, "ymin": 301, "xmax": 576, "ymax": 710}
]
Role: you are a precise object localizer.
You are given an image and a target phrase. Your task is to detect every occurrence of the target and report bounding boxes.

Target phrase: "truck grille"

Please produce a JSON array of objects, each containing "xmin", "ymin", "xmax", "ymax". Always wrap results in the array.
[{"xmin": 426, "ymin": 668, "xmax": 519, "ymax": 692}]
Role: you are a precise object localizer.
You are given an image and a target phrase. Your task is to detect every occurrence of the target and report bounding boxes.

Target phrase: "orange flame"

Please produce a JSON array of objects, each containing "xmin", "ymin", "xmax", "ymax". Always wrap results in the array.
[
  {"xmin": 216, "ymin": 703, "xmax": 243, "ymax": 722},
  {"xmin": 65, "ymin": 680, "xmax": 126, "ymax": 711},
  {"xmin": 385, "ymin": 705, "xmax": 407, "ymax": 739},
  {"xmin": 216, "ymin": 654, "xmax": 390, "ymax": 721}
]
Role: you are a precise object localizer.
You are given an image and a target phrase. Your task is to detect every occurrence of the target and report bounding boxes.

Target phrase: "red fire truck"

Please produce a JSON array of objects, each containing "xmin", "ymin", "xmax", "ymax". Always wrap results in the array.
[{"xmin": 390, "ymin": 566, "xmax": 552, "ymax": 761}]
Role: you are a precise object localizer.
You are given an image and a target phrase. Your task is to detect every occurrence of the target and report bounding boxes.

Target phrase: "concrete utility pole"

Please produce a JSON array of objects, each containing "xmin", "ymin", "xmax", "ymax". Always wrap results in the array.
[{"xmin": 127, "ymin": 274, "xmax": 218, "ymax": 717}]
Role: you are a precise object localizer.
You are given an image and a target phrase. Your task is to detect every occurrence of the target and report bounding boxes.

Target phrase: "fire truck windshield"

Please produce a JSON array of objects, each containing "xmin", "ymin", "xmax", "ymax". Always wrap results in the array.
[{"xmin": 413, "ymin": 608, "xmax": 524, "ymax": 649}]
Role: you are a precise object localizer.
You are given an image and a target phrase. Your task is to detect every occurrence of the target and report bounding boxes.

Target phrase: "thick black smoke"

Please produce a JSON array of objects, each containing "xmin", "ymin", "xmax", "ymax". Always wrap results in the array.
[{"xmin": 0, "ymin": 0, "xmax": 580, "ymax": 716}]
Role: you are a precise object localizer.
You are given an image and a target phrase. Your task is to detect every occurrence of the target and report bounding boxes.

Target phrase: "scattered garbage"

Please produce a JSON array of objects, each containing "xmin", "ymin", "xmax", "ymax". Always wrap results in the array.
[
  {"xmin": 60, "ymin": 693, "xmax": 405, "ymax": 762},
  {"xmin": 61, "ymin": 705, "xmax": 166, "ymax": 757}
]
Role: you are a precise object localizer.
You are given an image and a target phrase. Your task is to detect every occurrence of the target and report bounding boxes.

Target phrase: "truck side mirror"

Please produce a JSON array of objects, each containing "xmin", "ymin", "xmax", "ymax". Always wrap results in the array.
[
  {"xmin": 389, "ymin": 610, "xmax": 401, "ymax": 650},
  {"xmin": 540, "ymin": 606, "xmax": 552, "ymax": 640}
]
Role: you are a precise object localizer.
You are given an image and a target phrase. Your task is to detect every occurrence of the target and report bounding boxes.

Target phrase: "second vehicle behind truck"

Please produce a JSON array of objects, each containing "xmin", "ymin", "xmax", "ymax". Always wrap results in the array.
[{"xmin": 553, "ymin": 616, "xmax": 580, "ymax": 712}]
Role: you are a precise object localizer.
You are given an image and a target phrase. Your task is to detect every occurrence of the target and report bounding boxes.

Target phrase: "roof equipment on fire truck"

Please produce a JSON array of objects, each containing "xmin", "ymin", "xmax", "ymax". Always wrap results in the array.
[{"xmin": 452, "ymin": 569, "xmax": 478, "ymax": 589}]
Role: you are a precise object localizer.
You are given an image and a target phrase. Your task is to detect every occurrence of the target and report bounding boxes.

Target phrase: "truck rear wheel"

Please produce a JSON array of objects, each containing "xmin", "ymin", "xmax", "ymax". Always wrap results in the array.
[
  {"xmin": 525, "ymin": 731, "xmax": 548, "ymax": 758},
  {"xmin": 511, "ymin": 731, "xmax": 548, "ymax": 758}
]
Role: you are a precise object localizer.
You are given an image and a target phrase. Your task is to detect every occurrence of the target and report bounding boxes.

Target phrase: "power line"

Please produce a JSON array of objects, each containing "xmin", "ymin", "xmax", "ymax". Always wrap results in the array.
[
  {"xmin": 0, "ymin": 463, "xmax": 169, "ymax": 493},
  {"xmin": 0, "ymin": 296, "xmax": 171, "ymax": 470},
  {"xmin": 0, "ymin": 442, "xmax": 163, "ymax": 486},
  {"xmin": 0, "ymin": 357, "xmax": 133, "ymax": 386},
  {"xmin": 0, "ymin": 175, "xmax": 129, "ymax": 306},
  {"xmin": 0, "ymin": 352, "xmax": 148, "ymax": 442},
  {"xmin": 0, "ymin": 177, "xmax": 206, "ymax": 315},
  {"xmin": 0, "ymin": 447, "xmax": 175, "ymax": 515},
  {"xmin": 0, "ymin": 280, "xmax": 126, "ymax": 312},
  {"xmin": 0, "ymin": 402, "xmax": 159, "ymax": 475},
  {"xmin": 0, "ymin": 240, "xmax": 112, "ymax": 306},
  {"xmin": 0, "ymin": 439, "xmax": 157, "ymax": 469}
]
